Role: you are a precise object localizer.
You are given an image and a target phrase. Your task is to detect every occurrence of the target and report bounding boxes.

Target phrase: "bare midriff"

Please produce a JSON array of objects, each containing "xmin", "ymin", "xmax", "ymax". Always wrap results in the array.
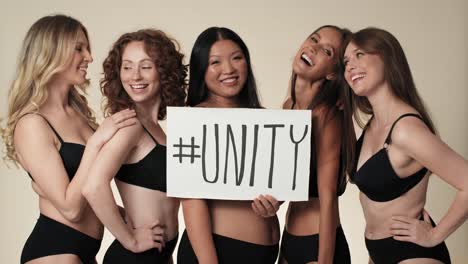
[
  {"xmin": 117, "ymin": 181, "xmax": 180, "ymax": 240},
  {"xmin": 209, "ymin": 200, "xmax": 280, "ymax": 245}
]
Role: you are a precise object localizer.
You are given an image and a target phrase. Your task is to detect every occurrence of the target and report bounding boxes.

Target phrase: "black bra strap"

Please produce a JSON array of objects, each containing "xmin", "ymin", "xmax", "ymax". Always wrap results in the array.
[
  {"xmin": 141, "ymin": 125, "xmax": 158, "ymax": 144},
  {"xmin": 384, "ymin": 113, "xmax": 423, "ymax": 145},
  {"xmin": 20, "ymin": 113, "xmax": 64, "ymax": 143}
]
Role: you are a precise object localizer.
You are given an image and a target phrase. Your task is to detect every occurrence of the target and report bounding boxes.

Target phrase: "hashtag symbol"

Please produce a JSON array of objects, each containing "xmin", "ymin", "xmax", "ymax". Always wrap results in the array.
[{"xmin": 173, "ymin": 137, "xmax": 201, "ymax": 164}]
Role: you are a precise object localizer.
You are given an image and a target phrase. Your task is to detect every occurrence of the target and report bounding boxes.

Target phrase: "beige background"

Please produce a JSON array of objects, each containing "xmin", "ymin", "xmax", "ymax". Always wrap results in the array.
[{"xmin": 1, "ymin": 0, "xmax": 467, "ymax": 263}]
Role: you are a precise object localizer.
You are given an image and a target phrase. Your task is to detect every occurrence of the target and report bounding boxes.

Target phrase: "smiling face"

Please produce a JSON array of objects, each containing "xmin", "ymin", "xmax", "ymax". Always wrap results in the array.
[
  {"xmin": 343, "ymin": 41, "xmax": 386, "ymax": 97},
  {"xmin": 293, "ymin": 27, "xmax": 342, "ymax": 81},
  {"xmin": 60, "ymin": 29, "xmax": 93, "ymax": 86},
  {"xmin": 120, "ymin": 41, "xmax": 160, "ymax": 104},
  {"xmin": 204, "ymin": 39, "xmax": 248, "ymax": 100}
]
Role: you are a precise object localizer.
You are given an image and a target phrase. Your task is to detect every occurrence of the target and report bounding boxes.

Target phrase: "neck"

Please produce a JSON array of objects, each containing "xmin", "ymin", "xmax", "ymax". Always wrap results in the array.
[
  {"xmin": 293, "ymin": 75, "xmax": 323, "ymax": 109},
  {"xmin": 135, "ymin": 96, "xmax": 161, "ymax": 126},
  {"xmin": 367, "ymin": 82, "xmax": 401, "ymax": 127},
  {"xmin": 43, "ymin": 77, "xmax": 73, "ymax": 112},
  {"xmin": 205, "ymin": 93, "xmax": 240, "ymax": 108}
]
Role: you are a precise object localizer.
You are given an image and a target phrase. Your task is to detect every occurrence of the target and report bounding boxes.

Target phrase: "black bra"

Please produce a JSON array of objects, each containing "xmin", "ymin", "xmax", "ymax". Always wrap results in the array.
[
  {"xmin": 351, "ymin": 113, "xmax": 428, "ymax": 202},
  {"xmin": 24, "ymin": 114, "xmax": 86, "ymax": 181},
  {"xmin": 290, "ymin": 102, "xmax": 346, "ymax": 198},
  {"xmin": 115, "ymin": 126, "xmax": 167, "ymax": 192}
]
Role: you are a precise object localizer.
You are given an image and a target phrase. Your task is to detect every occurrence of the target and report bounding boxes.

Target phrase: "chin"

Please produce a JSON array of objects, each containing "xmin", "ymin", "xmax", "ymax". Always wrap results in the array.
[{"xmin": 352, "ymin": 88, "xmax": 369, "ymax": 97}]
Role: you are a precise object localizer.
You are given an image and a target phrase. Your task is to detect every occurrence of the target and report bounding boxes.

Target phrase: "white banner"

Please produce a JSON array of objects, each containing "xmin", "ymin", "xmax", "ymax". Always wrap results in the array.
[{"xmin": 167, "ymin": 107, "xmax": 311, "ymax": 201}]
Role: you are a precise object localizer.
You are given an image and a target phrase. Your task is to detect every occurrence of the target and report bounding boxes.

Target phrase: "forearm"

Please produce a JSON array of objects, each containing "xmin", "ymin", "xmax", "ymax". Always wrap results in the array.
[
  {"xmin": 431, "ymin": 190, "xmax": 468, "ymax": 244},
  {"xmin": 83, "ymin": 181, "xmax": 136, "ymax": 250},
  {"xmin": 61, "ymin": 140, "xmax": 101, "ymax": 220},
  {"xmin": 182, "ymin": 199, "xmax": 218, "ymax": 263},
  {"xmin": 318, "ymin": 195, "xmax": 338, "ymax": 264}
]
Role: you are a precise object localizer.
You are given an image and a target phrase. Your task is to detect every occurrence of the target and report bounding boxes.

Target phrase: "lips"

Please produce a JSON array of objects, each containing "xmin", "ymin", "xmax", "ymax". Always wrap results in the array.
[
  {"xmin": 300, "ymin": 53, "xmax": 314, "ymax": 66},
  {"xmin": 350, "ymin": 73, "xmax": 366, "ymax": 85},
  {"xmin": 130, "ymin": 84, "xmax": 149, "ymax": 89},
  {"xmin": 220, "ymin": 76, "xmax": 239, "ymax": 86},
  {"xmin": 78, "ymin": 65, "xmax": 88, "ymax": 74}
]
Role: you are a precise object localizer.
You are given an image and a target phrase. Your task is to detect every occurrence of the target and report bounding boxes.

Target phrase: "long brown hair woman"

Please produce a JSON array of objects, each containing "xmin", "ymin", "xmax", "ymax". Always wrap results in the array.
[{"xmin": 342, "ymin": 27, "xmax": 468, "ymax": 264}]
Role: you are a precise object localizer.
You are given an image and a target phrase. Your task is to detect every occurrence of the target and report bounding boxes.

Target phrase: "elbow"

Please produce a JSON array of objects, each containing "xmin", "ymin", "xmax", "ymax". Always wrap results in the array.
[
  {"xmin": 318, "ymin": 189, "xmax": 338, "ymax": 204},
  {"xmin": 62, "ymin": 208, "xmax": 84, "ymax": 223},
  {"xmin": 318, "ymin": 192, "xmax": 338, "ymax": 212},
  {"xmin": 82, "ymin": 180, "xmax": 104, "ymax": 204}
]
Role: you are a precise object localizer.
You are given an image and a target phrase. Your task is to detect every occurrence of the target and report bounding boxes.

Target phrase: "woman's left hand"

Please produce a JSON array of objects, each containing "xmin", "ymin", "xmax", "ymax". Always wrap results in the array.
[
  {"xmin": 391, "ymin": 209, "xmax": 439, "ymax": 247},
  {"xmin": 251, "ymin": 194, "xmax": 280, "ymax": 218},
  {"xmin": 91, "ymin": 109, "xmax": 138, "ymax": 148}
]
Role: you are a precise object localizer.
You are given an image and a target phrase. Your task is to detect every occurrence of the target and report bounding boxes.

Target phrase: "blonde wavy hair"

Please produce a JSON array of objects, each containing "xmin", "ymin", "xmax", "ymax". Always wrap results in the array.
[{"xmin": 1, "ymin": 14, "xmax": 97, "ymax": 165}]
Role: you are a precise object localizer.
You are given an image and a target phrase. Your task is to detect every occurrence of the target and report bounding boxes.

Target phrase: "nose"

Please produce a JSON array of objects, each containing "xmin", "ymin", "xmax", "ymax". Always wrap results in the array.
[
  {"xmin": 307, "ymin": 43, "xmax": 319, "ymax": 55},
  {"xmin": 345, "ymin": 59, "xmax": 356, "ymax": 72},
  {"xmin": 132, "ymin": 68, "xmax": 142, "ymax": 80},
  {"xmin": 222, "ymin": 60, "xmax": 235, "ymax": 74},
  {"xmin": 84, "ymin": 49, "xmax": 93, "ymax": 63}
]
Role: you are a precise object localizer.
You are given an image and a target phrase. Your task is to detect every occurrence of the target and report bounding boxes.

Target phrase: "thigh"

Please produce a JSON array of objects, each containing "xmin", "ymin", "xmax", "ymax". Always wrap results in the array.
[{"xmin": 25, "ymin": 254, "xmax": 82, "ymax": 264}]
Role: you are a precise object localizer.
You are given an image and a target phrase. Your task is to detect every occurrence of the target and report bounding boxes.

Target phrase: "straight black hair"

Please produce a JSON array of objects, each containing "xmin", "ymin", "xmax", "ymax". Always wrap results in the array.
[{"xmin": 186, "ymin": 27, "xmax": 262, "ymax": 108}]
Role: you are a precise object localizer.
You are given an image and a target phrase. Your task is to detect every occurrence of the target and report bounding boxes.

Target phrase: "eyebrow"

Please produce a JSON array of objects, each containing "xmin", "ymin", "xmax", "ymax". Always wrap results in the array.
[
  {"xmin": 311, "ymin": 33, "xmax": 336, "ymax": 52},
  {"xmin": 343, "ymin": 48, "xmax": 360, "ymax": 60},
  {"xmin": 122, "ymin": 59, "xmax": 153, "ymax": 63},
  {"xmin": 209, "ymin": 49, "xmax": 243, "ymax": 58}
]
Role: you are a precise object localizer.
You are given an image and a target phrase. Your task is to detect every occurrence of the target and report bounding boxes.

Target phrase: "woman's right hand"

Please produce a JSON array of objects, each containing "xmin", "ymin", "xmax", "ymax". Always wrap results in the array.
[
  {"xmin": 129, "ymin": 221, "xmax": 165, "ymax": 253},
  {"xmin": 251, "ymin": 194, "xmax": 281, "ymax": 218},
  {"xmin": 91, "ymin": 109, "xmax": 138, "ymax": 148}
]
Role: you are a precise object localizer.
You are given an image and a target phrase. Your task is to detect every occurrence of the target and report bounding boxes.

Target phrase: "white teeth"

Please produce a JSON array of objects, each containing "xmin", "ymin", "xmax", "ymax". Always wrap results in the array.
[
  {"xmin": 351, "ymin": 74, "xmax": 365, "ymax": 81},
  {"xmin": 130, "ymin": 84, "xmax": 148, "ymax": 89},
  {"xmin": 301, "ymin": 53, "xmax": 313, "ymax": 66},
  {"xmin": 221, "ymin": 77, "xmax": 237, "ymax": 84}
]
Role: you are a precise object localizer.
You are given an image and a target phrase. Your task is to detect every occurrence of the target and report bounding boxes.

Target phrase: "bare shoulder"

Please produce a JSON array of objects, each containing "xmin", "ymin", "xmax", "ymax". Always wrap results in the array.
[
  {"xmin": 14, "ymin": 114, "xmax": 54, "ymax": 144},
  {"xmin": 390, "ymin": 115, "xmax": 432, "ymax": 148},
  {"xmin": 282, "ymin": 97, "xmax": 293, "ymax": 109},
  {"xmin": 110, "ymin": 119, "xmax": 143, "ymax": 143},
  {"xmin": 313, "ymin": 105, "xmax": 342, "ymax": 131}
]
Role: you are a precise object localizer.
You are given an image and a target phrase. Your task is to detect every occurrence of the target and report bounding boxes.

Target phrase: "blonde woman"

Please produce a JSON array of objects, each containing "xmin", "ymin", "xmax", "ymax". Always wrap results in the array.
[{"xmin": 1, "ymin": 15, "xmax": 138, "ymax": 264}]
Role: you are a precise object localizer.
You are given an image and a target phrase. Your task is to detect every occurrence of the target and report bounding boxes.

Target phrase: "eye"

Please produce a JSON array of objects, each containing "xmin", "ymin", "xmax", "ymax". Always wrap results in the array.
[
  {"xmin": 356, "ymin": 51, "xmax": 364, "ymax": 58},
  {"xmin": 122, "ymin": 66, "xmax": 132, "ymax": 70},
  {"xmin": 323, "ymin": 48, "xmax": 332, "ymax": 56},
  {"xmin": 343, "ymin": 59, "xmax": 348, "ymax": 66},
  {"xmin": 233, "ymin": 55, "xmax": 243, "ymax": 60},
  {"xmin": 310, "ymin": 36, "xmax": 318, "ymax": 43},
  {"xmin": 75, "ymin": 46, "xmax": 83, "ymax": 52},
  {"xmin": 209, "ymin": 60, "xmax": 219, "ymax": 65},
  {"xmin": 142, "ymin": 66, "xmax": 153, "ymax": 70}
]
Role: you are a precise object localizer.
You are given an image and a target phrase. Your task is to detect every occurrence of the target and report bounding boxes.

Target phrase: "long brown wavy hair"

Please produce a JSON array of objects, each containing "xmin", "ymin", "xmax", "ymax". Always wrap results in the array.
[
  {"xmin": 101, "ymin": 29, "xmax": 187, "ymax": 119},
  {"xmin": 340, "ymin": 27, "xmax": 437, "ymax": 175}
]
